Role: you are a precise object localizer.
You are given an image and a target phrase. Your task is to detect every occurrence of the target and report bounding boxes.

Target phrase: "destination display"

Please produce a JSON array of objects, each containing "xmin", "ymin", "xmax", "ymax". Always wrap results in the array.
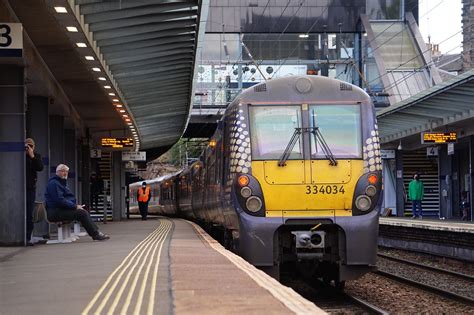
[
  {"xmin": 101, "ymin": 137, "xmax": 134, "ymax": 148},
  {"xmin": 421, "ymin": 132, "xmax": 457, "ymax": 144}
]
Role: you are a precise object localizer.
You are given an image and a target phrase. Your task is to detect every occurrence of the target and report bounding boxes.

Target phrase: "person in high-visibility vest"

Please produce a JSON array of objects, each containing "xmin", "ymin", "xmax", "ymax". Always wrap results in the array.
[{"xmin": 137, "ymin": 181, "xmax": 151, "ymax": 220}]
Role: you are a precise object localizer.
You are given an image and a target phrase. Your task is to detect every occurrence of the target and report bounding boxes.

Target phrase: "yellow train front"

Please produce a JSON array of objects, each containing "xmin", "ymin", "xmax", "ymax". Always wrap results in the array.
[{"xmin": 191, "ymin": 75, "xmax": 382, "ymax": 285}]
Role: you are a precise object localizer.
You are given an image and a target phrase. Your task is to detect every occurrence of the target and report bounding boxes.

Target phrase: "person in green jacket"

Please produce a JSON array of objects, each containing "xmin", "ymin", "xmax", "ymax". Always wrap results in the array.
[{"xmin": 408, "ymin": 174, "xmax": 424, "ymax": 219}]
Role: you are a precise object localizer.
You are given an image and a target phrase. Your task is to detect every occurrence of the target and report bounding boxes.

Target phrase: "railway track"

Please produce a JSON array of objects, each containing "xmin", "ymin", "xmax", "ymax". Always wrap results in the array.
[
  {"xmin": 378, "ymin": 252, "xmax": 474, "ymax": 281},
  {"xmin": 374, "ymin": 269, "xmax": 474, "ymax": 306},
  {"xmin": 281, "ymin": 275, "xmax": 389, "ymax": 314}
]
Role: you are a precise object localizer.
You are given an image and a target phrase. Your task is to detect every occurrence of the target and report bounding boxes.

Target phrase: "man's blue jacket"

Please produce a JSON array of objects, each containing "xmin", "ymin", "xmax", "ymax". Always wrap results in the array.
[{"xmin": 44, "ymin": 175, "xmax": 77, "ymax": 210}]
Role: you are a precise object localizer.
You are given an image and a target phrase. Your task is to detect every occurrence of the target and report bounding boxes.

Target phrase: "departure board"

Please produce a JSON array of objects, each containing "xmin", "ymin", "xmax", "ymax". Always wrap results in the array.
[
  {"xmin": 101, "ymin": 137, "xmax": 134, "ymax": 148},
  {"xmin": 421, "ymin": 132, "xmax": 457, "ymax": 144}
]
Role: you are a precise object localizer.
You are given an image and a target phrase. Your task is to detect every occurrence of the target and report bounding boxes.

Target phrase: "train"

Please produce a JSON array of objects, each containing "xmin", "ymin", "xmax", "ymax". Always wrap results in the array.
[{"xmin": 129, "ymin": 75, "xmax": 382, "ymax": 286}]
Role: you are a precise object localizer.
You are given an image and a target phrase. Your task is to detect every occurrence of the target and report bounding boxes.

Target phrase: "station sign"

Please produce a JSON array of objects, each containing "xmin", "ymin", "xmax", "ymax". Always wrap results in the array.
[
  {"xmin": 101, "ymin": 137, "xmax": 134, "ymax": 148},
  {"xmin": 122, "ymin": 151, "xmax": 146, "ymax": 161},
  {"xmin": 421, "ymin": 132, "xmax": 457, "ymax": 144},
  {"xmin": 0, "ymin": 23, "xmax": 23, "ymax": 57},
  {"xmin": 380, "ymin": 149, "xmax": 395, "ymax": 159}
]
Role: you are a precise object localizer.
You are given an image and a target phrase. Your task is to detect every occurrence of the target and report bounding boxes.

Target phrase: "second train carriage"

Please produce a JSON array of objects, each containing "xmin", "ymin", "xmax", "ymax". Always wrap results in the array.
[{"xmin": 131, "ymin": 75, "xmax": 382, "ymax": 285}]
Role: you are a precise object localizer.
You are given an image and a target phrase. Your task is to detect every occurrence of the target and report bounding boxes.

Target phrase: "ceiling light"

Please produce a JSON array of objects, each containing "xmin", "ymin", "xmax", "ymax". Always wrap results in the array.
[
  {"xmin": 125, "ymin": 119, "xmax": 131, "ymax": 122},
  {"xmin": 119, "ymin": 110, "xmax": 125, "ymax": 113},
  {"xmin": 104, "ymin": 85, "xmax": 111, "ymax": 89},
  {"xmin": 108, "ymin": 93, "xmax": 115, "ymax": 96},
  {"xmin": 127, "ymin": 122, "xmax": 132, "ymax": 125},
  {"xmin": 66, "ymin": 26, "xmax": 78, "ymax": 32},
  {"xmin": 98, "ymin": 77, "xmax": 106, "ymax": 81},
  {"xmin": 122, "ymin": 114, "xmax": 128, "ymax": 118},
  {"xmin": 76, "ymin": 42, "xmax": 87, "ymax": 47},
  {"xmin": 85, "ymin": 56, "xmax": 94, "ymax": 61},
  {"xmin": 54, "ymin": 7, "xmax": 67, "ymax": 13},
  {"xmin": 92, "ymin": 67, "xmax": 101, "ymax": 72},
  {"xmin": 112, "ymin": 98, "xmax": 119, "ymax": 102},
  {"xmin": 299, "ymin": 34, "xmax": 309, "ymax": 38},
  {"xmin": 115, "ymin": 104, "xmax": 123, "ymax": 108}
]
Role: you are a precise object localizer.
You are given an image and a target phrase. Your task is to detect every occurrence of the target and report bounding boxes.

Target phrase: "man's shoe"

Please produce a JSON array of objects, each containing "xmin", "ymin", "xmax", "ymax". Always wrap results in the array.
[
  {"xmin": 92, "ymin": 232, "xmax": 110, "ymax": 241},
  {"xmin": 26, "ymin": 241, "xmax": 34, "ymax": 246},
  {"xmin": 411, "ymin": 215, "xmax": 417, "ymax": 219}
]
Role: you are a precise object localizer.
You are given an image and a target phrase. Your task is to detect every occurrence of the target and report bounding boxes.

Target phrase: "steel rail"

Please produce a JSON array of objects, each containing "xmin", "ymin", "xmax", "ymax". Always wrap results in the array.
[{"xmin": 374, "ymin": 270, "xmax": 474, "ymax": 306}]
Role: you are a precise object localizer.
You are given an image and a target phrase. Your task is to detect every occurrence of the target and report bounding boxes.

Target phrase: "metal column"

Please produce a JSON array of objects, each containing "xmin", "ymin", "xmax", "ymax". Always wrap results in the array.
[
  {"xmin": 111, "ymin": 151, "xmax": 124, "ymax": 221},
  {"xmin": 26, "ymin": 96, "xmax": 49, "ymax": 201},
  {"xmin": 395, "ymin": 150, "xmax": 405, "ymax": 217},
  {"xmin": 49, "ymin": 115, "xmax": 65, "ymax": 176},
  {"xmin": 0, "ymin": 64, "xmax": 26, "ymax": 245},
  {"xmin": 469, "ymin": 136, "xmax": 474, "ymax": 221},
  {"xmin": 65, "ymin": 129, "xmax": 77, "ymax": 195}
]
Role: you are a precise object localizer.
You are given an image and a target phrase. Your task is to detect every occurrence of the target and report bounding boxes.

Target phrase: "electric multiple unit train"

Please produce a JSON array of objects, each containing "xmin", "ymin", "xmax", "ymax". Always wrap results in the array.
[{"xmin": 129, "ymin": 75, "xmax": 382, "ymax": 286}]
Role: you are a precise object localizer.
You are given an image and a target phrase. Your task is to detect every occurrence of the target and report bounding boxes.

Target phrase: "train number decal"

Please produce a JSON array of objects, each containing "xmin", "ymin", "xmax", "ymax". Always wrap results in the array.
[{"xmin": 305, "ymin": 185, "xmax": 345, "ymax": 195}]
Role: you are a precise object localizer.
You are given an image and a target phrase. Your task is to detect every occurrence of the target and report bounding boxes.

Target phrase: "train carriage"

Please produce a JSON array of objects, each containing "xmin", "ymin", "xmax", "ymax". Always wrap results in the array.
[{"xmin": 131, "ymin": 75, "xmax": 381, "ymax": 286}]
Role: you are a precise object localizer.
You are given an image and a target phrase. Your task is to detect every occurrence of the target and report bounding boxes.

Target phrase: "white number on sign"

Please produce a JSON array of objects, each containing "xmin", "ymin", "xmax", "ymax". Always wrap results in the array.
[{"xmin": 0, "ymin": 24, "xmax": 12, "ymax": 47}]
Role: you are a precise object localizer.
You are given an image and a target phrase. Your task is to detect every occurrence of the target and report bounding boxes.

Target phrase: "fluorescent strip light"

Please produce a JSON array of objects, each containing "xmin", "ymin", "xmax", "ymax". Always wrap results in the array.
[
  {"xmin": 112, "ymin": 98, "xmax": 119, "ymax": 102},
  {"xmin": 119, "ymin": 110, "xmax": 126, "ymax": 113},
  {"xmin": 299, "ymin": 34, "xmax": 309, "ymax": 38},
  {"xmin": 108, "ymin": 93, "xmax": 115, "ymax": 96},
  {"xmin": 54, "ymin": 7, "xmax": 67, "ymax": 13},
  {"xmin": 104, "ymin": 85, "xmax": 111, "ymax": 89},
  {"xmin": 98, "ymin": 77, "xmax": 106, "ymax": 81},
  {"xmin": 85, "ymin": 56, "xmax": 94, "ymax": 61},
  {"xmin": 92, "ymin": 67, "xmax": 101, "ymax": 72},
  {"xmin": 76, "ymin": 43, "xmax": 87, "ymax": 47},
  {"xmin": 115, "ymin": 104, "xmax": 123, "ymax": 108},
  {"xmin": 67, "ymin": 26, "xmax": 78, "ymax": 32}
]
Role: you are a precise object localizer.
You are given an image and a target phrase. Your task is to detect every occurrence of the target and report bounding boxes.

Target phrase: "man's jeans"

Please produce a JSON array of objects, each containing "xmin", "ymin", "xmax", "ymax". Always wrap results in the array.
[
  {"xmin": 26, "ymin": 189, "xmax": 36, "ymax": 242},
  {"xmin": 412, "ymin": 200, "xmax": 423, "ymax": 217}
]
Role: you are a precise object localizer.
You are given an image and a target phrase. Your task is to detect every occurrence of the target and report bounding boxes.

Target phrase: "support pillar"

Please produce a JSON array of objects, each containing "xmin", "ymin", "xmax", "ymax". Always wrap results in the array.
[
  {"xmin": 65, "ymin": 129, "xmax": 77, "ymax": 195},
  {"xmin": 49, "ymin": 115, "xmax": 64, "ymax": 176},
  {"xmin": 0, "ymin": 64, "xmax": 26, "ymax": 245},
  {"xmin": 439, "ymin": 146, "xmax": 453, "ymax": 219},
  {"xmin": 395, "ymin": 149, "xmax": 405, "ymax": 217},
  {"xmin": 26, "ymin": 96, "xmax": 49, "ymax": 201},
  {"xmin": 469, "ymin": 136, "xmax": 474, "ymax": 221},
  {"xmin": 80, "ymin": 139, "xmax": 91, "ymax": 207},
  {"xmin": 111, "ymin": 151, "xmax": 124, "ymax": 221}
]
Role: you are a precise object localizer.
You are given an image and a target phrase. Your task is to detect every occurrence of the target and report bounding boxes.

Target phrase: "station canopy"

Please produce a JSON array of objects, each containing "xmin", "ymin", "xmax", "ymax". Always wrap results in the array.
[{"xmin": 377, "ymin": 69, "xmax": 474, "ymax": 144}]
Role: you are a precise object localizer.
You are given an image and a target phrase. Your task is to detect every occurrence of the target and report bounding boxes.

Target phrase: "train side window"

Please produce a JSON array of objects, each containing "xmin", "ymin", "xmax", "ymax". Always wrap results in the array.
[{"xmin": 249, "ymin": 106, "xmax": 303, "ymax": 160}]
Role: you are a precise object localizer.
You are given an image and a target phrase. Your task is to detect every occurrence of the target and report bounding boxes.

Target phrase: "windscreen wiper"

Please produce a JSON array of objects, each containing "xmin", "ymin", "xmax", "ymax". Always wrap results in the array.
[
  {"xmin": 278, "ymin": 128, "xmax": 302, "ymax": 167},
  {"xmin": 310, "ymin": 127, "xmax": 338, "ymax": 166}
]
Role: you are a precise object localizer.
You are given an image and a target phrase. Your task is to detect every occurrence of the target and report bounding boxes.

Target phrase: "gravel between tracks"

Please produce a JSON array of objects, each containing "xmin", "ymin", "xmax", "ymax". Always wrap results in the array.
[
  {"xmin": 378, "ymin": 247, "xmax": 474, "ymax": 276},
  {"xmin": 346, "ymin": 273, "xmax": 472, "ymax": 314}
]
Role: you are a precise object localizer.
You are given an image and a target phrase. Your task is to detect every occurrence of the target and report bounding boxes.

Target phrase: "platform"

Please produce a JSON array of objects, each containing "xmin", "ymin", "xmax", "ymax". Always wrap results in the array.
[
  {"xmin": 0, "ymin": 218, "xmax": 323, "ymax": 315},
  {"xmin": 378, "ymin": 217, "xmax": 474, "ymax": 261}
]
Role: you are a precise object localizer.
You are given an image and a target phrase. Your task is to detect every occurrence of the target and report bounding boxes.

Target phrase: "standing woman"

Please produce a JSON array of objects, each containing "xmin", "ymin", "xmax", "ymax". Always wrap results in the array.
[
  {"xmin": 137, "ymin": 181, "xmax": 151, "ymax": 220},
  {"xmin": 25, "ymin": 138, "xmax": 44, "ymax": 245}
]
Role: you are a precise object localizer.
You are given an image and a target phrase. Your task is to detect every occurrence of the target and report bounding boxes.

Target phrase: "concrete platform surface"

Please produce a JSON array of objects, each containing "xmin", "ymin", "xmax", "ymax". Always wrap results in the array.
[
  {"xmin": 380, "ymin": 216, "xmax": 474, "ymax": 233},
  {"xmin": 0, "ymin": 218, "xmax": 324, "ymax": 315}
]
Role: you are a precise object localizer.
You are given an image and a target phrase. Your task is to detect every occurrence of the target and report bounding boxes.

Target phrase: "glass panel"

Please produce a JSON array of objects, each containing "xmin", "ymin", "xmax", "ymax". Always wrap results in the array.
[
  {"xmin": 310, "ymin": 105, "xmax": 362, "ymax": 158},
  {"xmin": 250, "ymin": 106, "xmax": 302, "ymax": 160}
]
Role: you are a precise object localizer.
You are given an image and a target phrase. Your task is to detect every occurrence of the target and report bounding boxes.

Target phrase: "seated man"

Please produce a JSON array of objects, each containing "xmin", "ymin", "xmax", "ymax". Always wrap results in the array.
[{"xmin": 45, "ymin": 164, "xmax": 109, "ymax": 241}]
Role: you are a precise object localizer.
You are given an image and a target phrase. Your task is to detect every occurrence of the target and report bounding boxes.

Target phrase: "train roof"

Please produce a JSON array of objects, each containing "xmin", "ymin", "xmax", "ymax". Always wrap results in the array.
[{"xmin": 235, "ymin": 75, "xmax": 371, "ymax": 105}]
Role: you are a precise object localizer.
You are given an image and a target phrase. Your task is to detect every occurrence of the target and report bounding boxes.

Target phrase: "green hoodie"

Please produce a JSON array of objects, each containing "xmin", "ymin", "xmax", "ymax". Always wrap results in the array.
[{"xmin": 408, "ymin": 179, "xmax": 424, "ymax": 201}]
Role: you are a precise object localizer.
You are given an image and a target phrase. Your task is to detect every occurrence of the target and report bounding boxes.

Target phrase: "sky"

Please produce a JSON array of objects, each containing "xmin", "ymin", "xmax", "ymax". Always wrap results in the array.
[{"xmin": 418, "ymin": 0, "xmax": 463, "ymax": 54}]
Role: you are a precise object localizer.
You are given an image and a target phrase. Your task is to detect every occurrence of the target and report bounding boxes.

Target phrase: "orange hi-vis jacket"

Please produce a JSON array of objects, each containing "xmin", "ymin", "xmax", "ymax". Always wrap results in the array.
[{"xmin": 138, "ymin": 186, "xmax": 151, "ymax": 203}]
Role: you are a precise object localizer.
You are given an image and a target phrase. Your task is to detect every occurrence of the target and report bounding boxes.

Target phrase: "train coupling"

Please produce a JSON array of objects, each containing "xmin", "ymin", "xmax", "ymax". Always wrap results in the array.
[{"xmin": 291, "ymin": 231, "xmax": 326, "ymax": 249}]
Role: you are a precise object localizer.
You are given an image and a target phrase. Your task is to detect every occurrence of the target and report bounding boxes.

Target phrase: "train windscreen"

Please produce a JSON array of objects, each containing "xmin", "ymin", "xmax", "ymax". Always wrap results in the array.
[
  {"xmin": 249, "ymin": 106, "xmax": 302, "ymax": 160},
  {"xmin": 310, "ymin": 105, "xmax": 362, "ymax": 158}
]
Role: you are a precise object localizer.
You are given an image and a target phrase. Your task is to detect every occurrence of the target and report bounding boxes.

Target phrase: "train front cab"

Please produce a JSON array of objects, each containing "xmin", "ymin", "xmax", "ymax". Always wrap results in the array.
[{"xmin": 232, "ymin": 100, "xmax": 381, "ymax": 283}]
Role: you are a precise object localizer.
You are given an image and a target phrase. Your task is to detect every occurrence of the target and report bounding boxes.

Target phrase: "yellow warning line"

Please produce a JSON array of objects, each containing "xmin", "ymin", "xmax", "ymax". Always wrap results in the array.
[
  {"xmin": 188, "ymin": 221, "xmax": 326, "ymax": 315},
  {"xmin": 82, "ymin": 220, "xmax": 172, "ymax": 315}
]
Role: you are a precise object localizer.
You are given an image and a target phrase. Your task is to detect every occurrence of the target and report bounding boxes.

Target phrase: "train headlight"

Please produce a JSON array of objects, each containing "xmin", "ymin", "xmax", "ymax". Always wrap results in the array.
[
  {"xmin": 246, "ymin": 196, "xmax": 262, "ymax": 212},
  {"xmin": 355, "ymin": 195, "xmax": 372, "ymax": 211},
  {"xmin": 240, "ymin": 186, "xmax": 252, "ymax": 198},
  {"xmin": 365, "ymin": 185, "xmax": 377, "ymax": 197}
]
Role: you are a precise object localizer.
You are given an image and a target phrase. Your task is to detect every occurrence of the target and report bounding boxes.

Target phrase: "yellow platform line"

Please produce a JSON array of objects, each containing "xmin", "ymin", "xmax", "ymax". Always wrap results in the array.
[
  {"xmin": 82, "ymin": 221, "xmax": 165, "ymax": 315},
  {"xmin": 106, "ymin": 222, "xmax": 170, "ymax": 315},
  {"xmin": 121, "ymin": 221, "xmax": 171, "ymax": 315}
]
